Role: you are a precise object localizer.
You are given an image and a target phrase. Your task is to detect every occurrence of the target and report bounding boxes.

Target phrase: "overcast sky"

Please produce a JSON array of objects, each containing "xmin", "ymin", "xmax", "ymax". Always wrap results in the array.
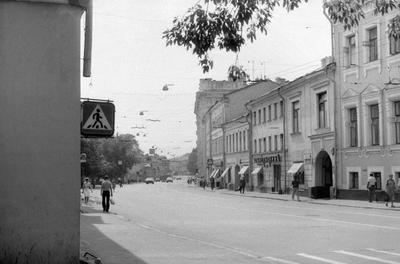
[{"xmin": 80, "ymin": 0, "xmax": 331, "ymax": 158}]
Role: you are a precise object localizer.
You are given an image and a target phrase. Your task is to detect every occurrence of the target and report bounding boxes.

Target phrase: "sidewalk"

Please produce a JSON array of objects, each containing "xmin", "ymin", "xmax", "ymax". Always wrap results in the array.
[{"xmin": 214, "ymin": 187, "xmax": 400, "ymax": 211}]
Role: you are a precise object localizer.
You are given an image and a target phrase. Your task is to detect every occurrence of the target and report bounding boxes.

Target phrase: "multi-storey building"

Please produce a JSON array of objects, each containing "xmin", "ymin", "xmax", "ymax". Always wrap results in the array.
[
  {"xmin": 203, "ymin": 80, "xmax": 279, "ymax": 189},
  {"xmin": 247, "ymin": 60, "xmax": 336, "ymax": 196},
  {"xmin": 194, "ymin": 79, "xmax": 245, "ymax": 178},
  {"xmin": 333, "ymin": 5, "xmax": 400, "ymax": 199}
]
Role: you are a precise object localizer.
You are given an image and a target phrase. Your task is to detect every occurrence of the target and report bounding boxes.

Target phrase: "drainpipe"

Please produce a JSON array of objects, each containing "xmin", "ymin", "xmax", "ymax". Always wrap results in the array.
[
  {"xmin": 323, "ymin": 7, "xmax": 339, "ymax": 198},
  {"xmin": 277, "ymin": 87, "xmax": 287, "ymax": 194},
  {"xmin": 245, "ymin": 103, "xmax": 253, "ymax": 190},
  {"xmin": 82, "ymin": 0, "xmax": 92, "ymax": 77}
]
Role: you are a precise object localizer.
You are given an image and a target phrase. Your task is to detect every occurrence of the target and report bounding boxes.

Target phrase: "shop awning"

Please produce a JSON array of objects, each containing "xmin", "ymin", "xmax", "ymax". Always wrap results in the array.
[
  {"xmin": 251, "ymin": 167, "xmax": 263, "ymax": 175},
  {"xmin": 210, "ymin": 169, "xmax": 219, "ymax": 178},
  {"xmin": 219, "ymin": 167, "xmax": 230, "ymax": 178},
  {"xmin": 287, "ymin": 163, "xmax": 303, "ymax": 174},
  {"xmin": 238, "ymin": 166, "xmax": 249, "ymax": 175}
]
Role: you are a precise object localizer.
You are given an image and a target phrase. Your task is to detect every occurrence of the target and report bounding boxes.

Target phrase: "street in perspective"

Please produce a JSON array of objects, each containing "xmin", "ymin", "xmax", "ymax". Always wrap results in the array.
[{"xmin": 1, "ymin": 1, "xmax": 400, "ymax": 264}]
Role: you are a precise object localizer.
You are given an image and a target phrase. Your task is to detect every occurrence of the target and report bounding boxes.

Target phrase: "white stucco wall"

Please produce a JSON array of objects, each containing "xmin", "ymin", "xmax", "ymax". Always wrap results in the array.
[{"xmin": 0, "ymin": 2, "xmax": 83, "ymax": 263}]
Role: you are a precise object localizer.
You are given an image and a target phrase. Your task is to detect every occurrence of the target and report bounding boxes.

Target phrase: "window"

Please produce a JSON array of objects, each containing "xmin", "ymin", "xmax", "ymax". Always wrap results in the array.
[
  {"xmin": 274, "ymin": 135, "xmax": 278, "ymax": 151},
  {"xmin": 229, "ymin": 135, "xmax": 232, "ymax": 153},
  {"xmin": 370, "ymin": 104, "xmax": 379, "ymax": 145},
  {"xmin": 254, "ymin": 139, "xmax": 257, "ymax": 153},
  {"xmin": 253, "ymin": 111, "xmax": 257, "ymax": 126},
  {"xmin": 347, "ymin": 35, "xmax": 356, "ymax": 66},
  {"xmin": 390, "ymin": 34, "xmax": 400, "ymax": 55},
  {"xmin": 263, "ymin": 107, "xmax": 266, "ymax": 123},
  {"xmin": 349, "ymin": 172, "xmax": 359, "ymax": 189},
  {"xmin": 395, "ymin": 101, "xmax": 400, "ymax": 144},
  {"xmin": 368, "ymin": 27, "xmax": 378, "ymax": 62},
  {"xmin": 280, "ymin": 101, "xmax": 284, "ymax": 118},
  {"xmin": 259, "ymin": 139, "xmax": 262, "ymax": 154},
  {"xmin": 292, "ymin": 101, "xmax": 300, "ymax": 133},
  {"xmin": 258, "ymin": 109, "xmax": 261, "ymax": 124},
  {"xmin": 318, "ymin": 92, "xmax": 327, "ymax": 129},
  {"xmin": 243, "ymin": 130, "xmax": 247, "ymax": 150},
  {"xmin": 349, "ymin": 108, "xmax": 358, "ymax": 147},
  {"xmin": 263, "ymin": 137, "xmax": 266, "ymax": 152},
  {"xmin": 268, "ymin": 105, "xmax": 272, "ymax": 121},
  {"xmin": 280, "ymin": 134, "xmax": 284, "ymax": 150},
  {"xmin": 274, "ymin": 103, "xmax": 278, "ymax": 119},
  {"xmin": 268, "ymin": 136, "xmax": 272, "ymax": 151},
  {"xmin": 372, "ymin": 172, "xmax": 382, "ymax": 190},
  {"xmin": 239, "ymin": 132, "xmax": 242, "ymax": 152},
  {"xmin": 236, "ymin": 133, "xmax": 239, "ymax": 152}
]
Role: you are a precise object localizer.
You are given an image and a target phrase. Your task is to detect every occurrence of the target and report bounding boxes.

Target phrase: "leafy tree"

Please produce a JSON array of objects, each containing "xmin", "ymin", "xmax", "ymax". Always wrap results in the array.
[
  {"xmin": 187, "ymin": 148, "xmax": 198, "ymax": 175},
  {"xmin": 163, "ymin": 0, "xmax": 400, "ymax": 72},
  {"xmin": 228, "ymin": 65, "xmax": 249, "ymax": 81}
]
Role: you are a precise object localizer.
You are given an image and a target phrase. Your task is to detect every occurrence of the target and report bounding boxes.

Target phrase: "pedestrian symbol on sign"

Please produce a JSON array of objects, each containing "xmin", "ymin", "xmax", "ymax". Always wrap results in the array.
[
  {"xmin": 88, "ymin": 109, "xmax": 107, "ymax": 129},
  {"xmin": 82, "ymin": 104, "xmax": 112, "ymax": 131}
]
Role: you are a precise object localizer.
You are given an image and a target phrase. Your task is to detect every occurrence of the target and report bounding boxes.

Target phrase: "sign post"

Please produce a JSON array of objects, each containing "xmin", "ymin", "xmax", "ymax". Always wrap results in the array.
[{"xmin": 81, "ymin": 100, "xmax": 115, "ymax": 137}]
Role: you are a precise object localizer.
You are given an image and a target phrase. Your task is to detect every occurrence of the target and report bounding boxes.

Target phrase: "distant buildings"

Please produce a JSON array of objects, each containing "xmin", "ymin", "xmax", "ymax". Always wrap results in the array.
[{"xmin": 194, "ymin": 6, "xmax": 400, "ymax": 201}]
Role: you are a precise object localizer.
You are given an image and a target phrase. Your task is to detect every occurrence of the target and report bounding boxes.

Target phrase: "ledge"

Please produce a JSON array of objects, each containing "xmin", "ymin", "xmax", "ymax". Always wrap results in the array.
[{"xmin": 0, "ymin": 0, "xmax": 89, "ymax": 9}]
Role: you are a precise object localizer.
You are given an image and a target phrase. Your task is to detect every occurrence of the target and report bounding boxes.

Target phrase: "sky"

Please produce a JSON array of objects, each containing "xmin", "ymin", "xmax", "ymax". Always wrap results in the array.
[{"xmin": 80, "ymin": 0, "xmax": 331, "ymax": 158}]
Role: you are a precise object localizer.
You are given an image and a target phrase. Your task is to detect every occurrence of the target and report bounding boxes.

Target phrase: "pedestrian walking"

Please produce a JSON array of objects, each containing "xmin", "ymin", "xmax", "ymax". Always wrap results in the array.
[
  {"xmin": 385, "ymin": 174, "xmax": 396, "ymax": 207},
  {"xmin": 367, "ymin": 173, "xmax": 377, "ymax": 203},
  {"xmin": 291, "ymin": 176, "xmax": 300, "ymax": 201},
  {"xmin": 210, "ymin": 176, "xmax": 215, "ymax": 191},
  {"xmin": 239, "ymin": 175, "xmax": 246, "ymax": 194},
  {"xmin": 82, "ymin": 177, "xmax": 92, "ymax": 204},
  {"xmin": 101, "ymin": 175, "xmax": 113, "ymax": 212}
]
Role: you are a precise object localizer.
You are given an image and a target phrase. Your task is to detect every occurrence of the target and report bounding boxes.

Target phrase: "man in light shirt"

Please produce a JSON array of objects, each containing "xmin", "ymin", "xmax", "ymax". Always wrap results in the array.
[
  {"xmin": 367, "ymin": 173, "xmax": 376, "ymax": 203},
  {"xmin": 101, "ymin": 175, "xmax": 113, "ymax": 212}
]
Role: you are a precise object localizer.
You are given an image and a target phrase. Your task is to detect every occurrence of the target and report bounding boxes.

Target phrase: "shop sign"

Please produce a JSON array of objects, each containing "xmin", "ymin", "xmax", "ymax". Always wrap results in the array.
[{"xmin": 254, "ymin": 154, "xmax": 281, "ymax": 166}]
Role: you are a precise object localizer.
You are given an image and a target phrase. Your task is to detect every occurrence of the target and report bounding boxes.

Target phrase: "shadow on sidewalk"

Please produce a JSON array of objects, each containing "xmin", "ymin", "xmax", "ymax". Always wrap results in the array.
[{"xmin": 81, "ymin": 211, "xmax": 147, "ymax": 264}]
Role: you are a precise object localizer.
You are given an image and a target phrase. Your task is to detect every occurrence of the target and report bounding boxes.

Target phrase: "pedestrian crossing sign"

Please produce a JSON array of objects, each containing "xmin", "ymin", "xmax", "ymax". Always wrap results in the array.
[{"xmin": 81, "ymin": 101, "xmax": 115, "ymax": 137}]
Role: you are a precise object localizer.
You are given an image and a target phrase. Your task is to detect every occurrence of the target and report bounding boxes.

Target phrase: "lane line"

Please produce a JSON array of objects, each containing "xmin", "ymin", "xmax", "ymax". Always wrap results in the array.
[
  {"xmin": 212, "ymin": 204, "xmax": 400, "ymax": 231},
  {"xmin": 263, "ymin": 256, "xmax": 302, "ymax": 264},
  {"xmin": 367, "ymin": 248, "xmax": 400, "ymax": 256},
  {"xmin": 297, "ymin": 253, "xmax": 348, "ymax": 264},
  {"xmin": 334, "ymin": 250, "xmax": 400, "ymax": 264}
]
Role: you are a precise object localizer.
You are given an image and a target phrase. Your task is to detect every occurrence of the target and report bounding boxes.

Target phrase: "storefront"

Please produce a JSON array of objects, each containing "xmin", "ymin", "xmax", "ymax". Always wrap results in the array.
[{"xmin": 253, "ymin": 153, "xmax": 283, "ymax": 193}]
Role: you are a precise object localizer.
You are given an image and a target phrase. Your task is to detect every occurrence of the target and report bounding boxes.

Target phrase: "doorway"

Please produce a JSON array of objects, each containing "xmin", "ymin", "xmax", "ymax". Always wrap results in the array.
[
  {"xmin": 273, "ymin": 165, "xmax": 281, "ymax": 192},
  {"xmin": 315, "ymin": 151, "xmax": 332, "ymax": 187}
]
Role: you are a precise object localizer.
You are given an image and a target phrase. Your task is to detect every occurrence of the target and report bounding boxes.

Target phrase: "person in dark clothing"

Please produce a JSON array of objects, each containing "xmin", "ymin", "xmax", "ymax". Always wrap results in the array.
[
  {"xmin": 239, "ymin": 175, "xmax": 246, "ymax": 194},
  {"xmin": 210, "ymin": 176, "xmax": 215, "ymax": 191},
  {"xmin": 101, "ymin": 175, "xmax": 113, "ymax": 212},
  {"xmin": 292, "ymin": 176, "xmax": 300, "ymax": 201}
]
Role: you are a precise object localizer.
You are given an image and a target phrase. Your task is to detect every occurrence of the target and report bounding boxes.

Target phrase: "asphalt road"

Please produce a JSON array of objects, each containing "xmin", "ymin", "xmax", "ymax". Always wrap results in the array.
[{"xmin": 81, "ymin": 178, "xmax": 400, "ymax": 264}]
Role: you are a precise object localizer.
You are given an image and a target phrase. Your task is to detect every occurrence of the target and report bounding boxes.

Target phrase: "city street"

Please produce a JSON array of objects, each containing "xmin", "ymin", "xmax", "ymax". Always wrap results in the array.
[{"xmin": 81, "ymin": 178, "xmax": 400, "ymax": 264}]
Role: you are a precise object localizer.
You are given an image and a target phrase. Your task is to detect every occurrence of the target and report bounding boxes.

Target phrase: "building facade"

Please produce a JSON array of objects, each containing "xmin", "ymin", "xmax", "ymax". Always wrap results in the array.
[
  {"xmin": 333, "ymin": 5, "xmax": 400, "ymax": 199},
  {"xmin": 194, "ymin": 79, "xmax": 245, "ymax": 178}
]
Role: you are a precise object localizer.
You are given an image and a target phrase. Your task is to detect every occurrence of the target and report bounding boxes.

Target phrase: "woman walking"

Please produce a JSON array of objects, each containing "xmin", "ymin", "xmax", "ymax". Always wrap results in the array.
[
  {"xmin": 82, "ymin": 177, "xmax": 92, "ymax": 204},
  {"xmin": 385, "ymin": 174, "xmax": 396, "ymax": 208}
]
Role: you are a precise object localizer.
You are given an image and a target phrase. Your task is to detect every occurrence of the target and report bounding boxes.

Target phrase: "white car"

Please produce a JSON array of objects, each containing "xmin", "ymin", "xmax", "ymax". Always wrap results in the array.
[
  {"xmin": 166, "ymin": 177, "xmax": 173, "ymax": 183},
  {"xmin": 145, "ymin": 177, "xmax": 155, "ymax": 184}
]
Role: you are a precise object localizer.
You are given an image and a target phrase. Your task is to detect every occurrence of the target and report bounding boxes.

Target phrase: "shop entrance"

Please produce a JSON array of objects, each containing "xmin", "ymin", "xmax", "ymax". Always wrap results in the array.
[
  {"xmin": 273, "ymin": 165, "xmax": 281, "ymax": 192},
  {"xmin": 315, "ymin": 151, "xmax": 332, "ymax": 187}
]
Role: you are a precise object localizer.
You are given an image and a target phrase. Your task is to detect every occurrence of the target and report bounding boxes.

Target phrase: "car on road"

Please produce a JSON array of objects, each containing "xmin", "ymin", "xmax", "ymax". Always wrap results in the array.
[
  {"xmin": 145, "ymin": 177, "xmax": 155, "ymax": 184},
  {"xmin": 155, "ymin": 177, "xmax": 160, "ymax": 182},
  {"xmin": 166, "ymin": 177, "xmax": 173, "ymax": 183}
]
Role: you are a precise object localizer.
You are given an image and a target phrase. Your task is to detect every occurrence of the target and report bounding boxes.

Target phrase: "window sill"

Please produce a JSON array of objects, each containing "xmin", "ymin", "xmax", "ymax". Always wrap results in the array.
[{"xmin": 290, "ymin": 132, "xmax": 301, "ymax": 136}]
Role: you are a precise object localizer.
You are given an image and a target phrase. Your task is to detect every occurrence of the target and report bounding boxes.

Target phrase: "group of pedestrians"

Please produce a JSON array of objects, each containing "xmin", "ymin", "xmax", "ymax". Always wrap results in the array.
[
  {"xmin": 81, "ymin": 175, "xmax": 115, "ymax": 213},
  {"xmin": 367, "ymin": 173, "xmax": 398, "ymax": 207}
]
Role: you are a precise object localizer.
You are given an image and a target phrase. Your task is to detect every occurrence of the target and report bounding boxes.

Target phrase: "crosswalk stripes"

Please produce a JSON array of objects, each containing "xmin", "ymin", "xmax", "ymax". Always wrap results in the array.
[
  {"xmin": 334, "ymin": 250, "xmax": 400, "ymax": 264},
  {"xmin": 297, "ymin": 253, "xmax": 347, "ymax": 264},
  {"xmin": 367, "ymin": 248, "xmax": 400, "ymax": 257},
  {"xmin": 262, "ymin": 249, "xmax": 400, "ymax": 264}
]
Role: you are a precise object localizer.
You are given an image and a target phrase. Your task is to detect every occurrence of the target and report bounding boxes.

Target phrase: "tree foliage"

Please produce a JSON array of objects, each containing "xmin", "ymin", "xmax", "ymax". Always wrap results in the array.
[
  {"xmin": 81, "ymin": 134, "xmax": 144, "ymax": 181},
  {"xmin": 228, "ymin": 65, "xmax": 249, "ymax": 81},
  {"xmin": 187, "ymin": 148, "xmax": 198, "ymax": 175},
  {"xmin": 163, "ymin": 0, "xmax": 400, "ymax": 73}
]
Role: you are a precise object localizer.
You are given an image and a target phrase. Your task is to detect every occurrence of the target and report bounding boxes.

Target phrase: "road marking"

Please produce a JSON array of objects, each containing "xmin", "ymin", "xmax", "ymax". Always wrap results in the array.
[
  {"xmin": 334, "ymin": 250, "xmax": 400, "ymax": 264},
  {"xmin": 263, "ymin": 256, "xmax": 301, "ymax": 264},
  {"xmin": 367, "ymin": 248, "xmax": 400, "ymax": 256},
  {"xmin": 297, "ymin": 253, "xmax": 348, "ymax": 264}
]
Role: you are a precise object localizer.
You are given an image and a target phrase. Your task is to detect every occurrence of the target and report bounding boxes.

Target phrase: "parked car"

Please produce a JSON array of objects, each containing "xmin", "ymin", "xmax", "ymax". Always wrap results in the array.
[
  {"xmin": 155, "ymin": 177, "xmax": 160, "ymax": 182},
  {"xmin": 145, "ymin": 177, "xmax": 155, "ymax": 184},
  {"xmin": 166, "ymin": 177, "xmax": 173, "ymax": 183}
]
